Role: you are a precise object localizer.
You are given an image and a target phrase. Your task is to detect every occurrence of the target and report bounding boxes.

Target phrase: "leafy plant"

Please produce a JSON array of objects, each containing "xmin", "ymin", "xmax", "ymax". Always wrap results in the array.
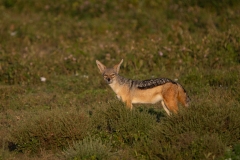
[
  {"xmin": 9, "ymin": 109, "xmax": 90, "ymax": 153},
  {"xmin": 91, "ymin": 102, "xmax": 156, "ymax": 147},
  {"xmin": 62, "ymin": 136, "xmax": 114, "ymax": 160}
]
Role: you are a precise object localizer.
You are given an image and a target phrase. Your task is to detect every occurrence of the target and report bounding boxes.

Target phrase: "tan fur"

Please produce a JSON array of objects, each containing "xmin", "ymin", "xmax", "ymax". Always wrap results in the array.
[{"xmin": 96, "ymin": 59, "xmax": 189, "ymax": 115}]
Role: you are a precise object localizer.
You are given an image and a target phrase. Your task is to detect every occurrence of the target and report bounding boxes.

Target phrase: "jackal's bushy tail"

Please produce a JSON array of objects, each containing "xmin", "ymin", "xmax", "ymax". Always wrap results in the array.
[{"xmin": 177, "ymin": 84, "xmax": 190, "ymax": 107}]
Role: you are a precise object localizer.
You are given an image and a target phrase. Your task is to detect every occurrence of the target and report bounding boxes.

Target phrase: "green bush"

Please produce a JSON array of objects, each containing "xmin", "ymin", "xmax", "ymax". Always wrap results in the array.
[
  {"xmin": 62, "ymin": 136, "xmax": 114, "ymax": 160},
  {"xmin": 145, "ymin": 104, "xmax": 240, "ymax": 159},
  {"xmin": 224, "ymin": 143, "xmax": 240, "ymax": 160},
  {"xmin": 9, "ymin": 109, "xmax": 90, "ymax": 153},
  {"xmin": 91, "ymin": 102, "xmax": 156, "ymax": 147},
  {"xmin": 0, "ymin": 54, "xmax": 35, "ymax": 85}
]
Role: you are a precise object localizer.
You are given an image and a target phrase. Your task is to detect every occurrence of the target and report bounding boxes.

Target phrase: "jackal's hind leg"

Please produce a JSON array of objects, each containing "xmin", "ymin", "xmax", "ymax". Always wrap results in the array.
[
  {"xmin": 161, "ymin": 101, "xmax": 171, "ymax": 116},
  {"xmin": 162, "ymin": 98, "xmax": 178, "ymax": 114},
  {"xmin": 162, "ymin": 85, "xmax": 179, "ymax": 114}
]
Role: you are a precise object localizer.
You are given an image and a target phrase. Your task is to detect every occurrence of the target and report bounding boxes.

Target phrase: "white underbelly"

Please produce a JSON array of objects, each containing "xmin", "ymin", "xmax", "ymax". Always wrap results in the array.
[{"xmin": 132, "ymin": 95, "xmax": 163, "ymax": 104}]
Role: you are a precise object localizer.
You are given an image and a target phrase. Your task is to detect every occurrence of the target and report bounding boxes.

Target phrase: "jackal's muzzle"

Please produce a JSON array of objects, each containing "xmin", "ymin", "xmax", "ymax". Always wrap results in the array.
[{"xmin": 105, "ymin": 77, "xmax": 113, "ymax": 84}]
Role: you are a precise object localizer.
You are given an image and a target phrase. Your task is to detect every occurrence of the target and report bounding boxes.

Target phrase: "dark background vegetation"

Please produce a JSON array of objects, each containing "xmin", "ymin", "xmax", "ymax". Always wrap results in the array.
[{"xmin": 0, "ymin": 0, "xmax": 240, "ymax": 159}]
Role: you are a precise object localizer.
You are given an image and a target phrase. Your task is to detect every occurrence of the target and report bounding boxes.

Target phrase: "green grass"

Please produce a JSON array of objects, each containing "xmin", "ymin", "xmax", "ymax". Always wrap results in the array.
[{"xmin": 0, "ymin": 0, "xmax": 240, "ymax": 159}]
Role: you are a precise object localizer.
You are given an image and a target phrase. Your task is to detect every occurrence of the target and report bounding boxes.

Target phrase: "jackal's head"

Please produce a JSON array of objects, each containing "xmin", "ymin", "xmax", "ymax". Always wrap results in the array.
[{"xmin": 96, "ymin": 59, "xmax": 123, "ymax": 84}]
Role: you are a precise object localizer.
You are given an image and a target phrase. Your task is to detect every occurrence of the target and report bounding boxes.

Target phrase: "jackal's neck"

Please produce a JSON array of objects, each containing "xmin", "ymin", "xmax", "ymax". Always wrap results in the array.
[
  {"xmin": 116, "ymin": 75, "xmax": 132, "ymax": 85},
  {"xmin": 109, "ymin": 75, "xmax": 133, "ymax": 92}
]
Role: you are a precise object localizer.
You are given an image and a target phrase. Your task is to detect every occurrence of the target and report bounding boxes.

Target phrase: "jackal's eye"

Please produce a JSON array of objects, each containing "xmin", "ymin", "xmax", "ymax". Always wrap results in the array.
[{"xmin": 110, "ymin": 74, "xmax": 115, "ymax": 77}]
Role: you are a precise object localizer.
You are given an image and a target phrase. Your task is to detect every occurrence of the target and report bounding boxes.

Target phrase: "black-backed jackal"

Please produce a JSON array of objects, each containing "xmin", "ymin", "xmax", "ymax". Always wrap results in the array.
[{"xmin": 96, "ymin": 59, "xmax": 190, "ymax": 115}]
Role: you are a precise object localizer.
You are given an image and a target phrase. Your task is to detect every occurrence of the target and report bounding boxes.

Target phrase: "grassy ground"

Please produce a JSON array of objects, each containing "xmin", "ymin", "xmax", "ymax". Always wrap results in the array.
[{"xmin": 0, "ymin": 0, "xmax": 240, "ymax": 159}]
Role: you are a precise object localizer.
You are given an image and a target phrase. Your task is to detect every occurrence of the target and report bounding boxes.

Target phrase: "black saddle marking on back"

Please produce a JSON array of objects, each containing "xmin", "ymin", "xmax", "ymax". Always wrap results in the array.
[{"xmin": 137, "ymin": 78, "xmax": 176, "ymax": 89}]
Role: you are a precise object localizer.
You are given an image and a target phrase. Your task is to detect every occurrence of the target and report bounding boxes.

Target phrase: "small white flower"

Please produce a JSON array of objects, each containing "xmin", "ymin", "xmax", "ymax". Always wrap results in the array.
[
  {"xmin": 40, "ymin": 77, "xmax": 46, "ymax": 82},
  {"xmin": 83, "ymin": 75, "xmax": 89, "ymax": 79},
  {"xmin": 10, "ymin": 31, "xmax": 17, "ymax": 36},
  {"xmin": 158, "ymin": 51, "xmax": 163, "ymax": 56}
]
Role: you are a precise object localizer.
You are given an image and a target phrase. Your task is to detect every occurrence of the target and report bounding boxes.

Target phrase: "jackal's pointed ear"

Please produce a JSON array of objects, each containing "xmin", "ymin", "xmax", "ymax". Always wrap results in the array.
[
  {"xmin": 96, "ymin": 60, "xmax": 106, "ymax": 74},
  {"xmin": 114, "ymin": 59, "xmax": 123, "ymax": 74}
]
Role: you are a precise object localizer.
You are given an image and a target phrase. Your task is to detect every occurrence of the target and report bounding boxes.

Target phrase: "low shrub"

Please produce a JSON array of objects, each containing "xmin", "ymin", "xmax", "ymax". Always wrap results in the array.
[
  {"xmin": 62, "ymin": 136, "xmax": 114, "ymax": 160},
  {"xmin": 91, "ymin": 102, "xmax": 157, "ymax": 147},
  {"xmin": 8, "ymin": 109, "xmax": 90, "ymax": 153},
  {"xmin": 145, "ymin": 104, "xmax": 240, "ymax": 159},
  {"xmin": 224, "ymin": 143, "xmax": 240, "ymax": 160}
]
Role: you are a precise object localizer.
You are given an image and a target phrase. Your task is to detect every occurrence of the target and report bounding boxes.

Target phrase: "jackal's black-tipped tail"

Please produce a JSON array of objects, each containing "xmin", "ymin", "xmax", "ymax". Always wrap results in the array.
[{"xmin": 177, "ymin": 83, "xmax": 190, "ymax": 107}]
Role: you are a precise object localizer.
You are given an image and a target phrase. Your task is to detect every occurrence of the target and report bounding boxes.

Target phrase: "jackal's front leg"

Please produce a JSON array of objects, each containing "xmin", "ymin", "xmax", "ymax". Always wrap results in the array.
[
  {"xmin": 126, "ymin": 100, "xmax": 133, "ymax": 110},
  {"xmin": 120, "ymin": 96, "xmax": 133, "ymax": 110}
]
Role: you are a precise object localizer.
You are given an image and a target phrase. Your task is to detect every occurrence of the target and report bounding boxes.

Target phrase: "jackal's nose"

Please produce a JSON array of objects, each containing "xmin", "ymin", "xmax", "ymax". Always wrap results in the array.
[{"xmin": 105, "ymin": 78, "xmax": 112, "ymax": 84}]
